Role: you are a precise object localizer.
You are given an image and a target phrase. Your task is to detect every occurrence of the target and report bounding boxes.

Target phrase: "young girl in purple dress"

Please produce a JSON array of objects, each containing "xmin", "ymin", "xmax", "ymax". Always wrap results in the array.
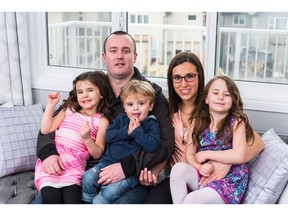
[{"xmin": 170, "ymin": 75, "xmax": 255, "ymax": 204}]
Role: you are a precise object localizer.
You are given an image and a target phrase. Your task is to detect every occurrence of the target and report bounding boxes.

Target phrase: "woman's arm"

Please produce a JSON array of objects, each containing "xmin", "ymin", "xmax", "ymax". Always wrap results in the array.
[
  {"xmin": 185, "ymin": 123, "xmax": 202, "ymax": 169},
  {"xmin": 244, "ymin": 130, "xmax": 264, "ymax": 162}
]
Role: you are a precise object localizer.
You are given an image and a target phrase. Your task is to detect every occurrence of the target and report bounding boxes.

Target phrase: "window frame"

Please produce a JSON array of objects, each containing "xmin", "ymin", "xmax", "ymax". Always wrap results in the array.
[{"xmin": 28, "ymin": 12, "xmax": 288, "ymax": 114}]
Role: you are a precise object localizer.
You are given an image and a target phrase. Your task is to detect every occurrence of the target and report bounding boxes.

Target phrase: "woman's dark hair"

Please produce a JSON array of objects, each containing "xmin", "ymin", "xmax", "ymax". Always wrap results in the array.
[
  {"xmin": 61, "ymin": 71, "xmax": 114, "ymax": 123},
  {"xmin": 167, "ymin": 52, "xmax": 205, "ymax": 115}
]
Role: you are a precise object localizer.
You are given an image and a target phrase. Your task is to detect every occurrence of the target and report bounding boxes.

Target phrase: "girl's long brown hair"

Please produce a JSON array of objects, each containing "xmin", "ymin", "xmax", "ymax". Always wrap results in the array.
[
  {"xmin": 60, "ymin": 71, "xmax": 114, "ymax": 123},
  {"xmin": 192, "ymin": 75, "xmax": 254, "ymax": 147}
]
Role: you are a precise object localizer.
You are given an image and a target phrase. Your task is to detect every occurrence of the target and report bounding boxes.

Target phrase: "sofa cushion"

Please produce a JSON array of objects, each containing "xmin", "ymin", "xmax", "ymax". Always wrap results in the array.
[
  {"xmin": 242, "ymin": 128, "xmax": 288, "ymax": 203},
  {"xmin": 0, "ymin": 103, "xmax": 43, "ymax": 178},
  {"xmin": 0, "ymin": 171, "xmax": 37, "ymax": 204}
]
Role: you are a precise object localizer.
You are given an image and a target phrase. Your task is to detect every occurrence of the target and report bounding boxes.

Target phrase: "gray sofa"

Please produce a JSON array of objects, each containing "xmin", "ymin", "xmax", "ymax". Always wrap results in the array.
[{"xmin": 0, "ymin": 104, "xmax": 288, "ymax": 204}]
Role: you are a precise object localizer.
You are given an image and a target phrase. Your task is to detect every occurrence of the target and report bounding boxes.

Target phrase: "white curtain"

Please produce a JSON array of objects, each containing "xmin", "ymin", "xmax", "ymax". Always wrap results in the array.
[{"xmin": 0, "ymin": 12, "xmax": 32, "ymax": 106}]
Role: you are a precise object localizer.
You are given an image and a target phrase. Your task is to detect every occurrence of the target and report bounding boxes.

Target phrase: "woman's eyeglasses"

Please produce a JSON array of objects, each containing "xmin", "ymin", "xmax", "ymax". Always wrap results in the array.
[{"xmin": 171, "ymin": 73, "xmax": 198, "ymax": 83}]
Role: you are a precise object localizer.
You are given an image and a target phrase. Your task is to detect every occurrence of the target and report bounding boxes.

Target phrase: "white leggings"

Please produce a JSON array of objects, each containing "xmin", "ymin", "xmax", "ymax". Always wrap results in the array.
[{"xmin": 170, "ymin": 162, "xmax": 225, "ymax": 204}]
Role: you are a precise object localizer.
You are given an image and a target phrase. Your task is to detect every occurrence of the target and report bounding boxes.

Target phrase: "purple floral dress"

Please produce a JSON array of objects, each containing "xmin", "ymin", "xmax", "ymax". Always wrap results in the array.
[{"xmin": 197, "ymin": 117, "xmax": 248, "ymax": 204}]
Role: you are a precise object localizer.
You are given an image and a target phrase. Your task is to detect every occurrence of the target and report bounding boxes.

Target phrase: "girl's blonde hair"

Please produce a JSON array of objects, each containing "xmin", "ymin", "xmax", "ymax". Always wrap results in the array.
[{"xmin": 120, "ymin": 80, "xmax": 155, "ymax": 104}]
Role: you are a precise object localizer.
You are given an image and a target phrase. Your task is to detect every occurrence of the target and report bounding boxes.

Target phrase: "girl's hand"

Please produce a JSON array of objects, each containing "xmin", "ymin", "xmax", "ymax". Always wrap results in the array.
[
  {"xmin": 195, "ymin": 151, "xmax": 210, "ymax": 163},
  {"xmin": 47, "ymin": 92, "xmax": 60, "ymax": 106},
  {"xmin": 199, "ymin": 162, "xmax": 214, "ymax": 177},
  {"xmin": 80, "ymin": 122, "xmax": 91, "ymax": 142},
  {"xmin": 199, "ymin": 161, "xmax": 231, "ymax": 187}
]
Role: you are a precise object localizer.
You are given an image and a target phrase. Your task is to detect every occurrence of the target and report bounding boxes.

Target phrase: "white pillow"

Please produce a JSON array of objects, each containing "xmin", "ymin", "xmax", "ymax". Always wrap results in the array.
[
  {"xmin": 0, "ymin": 103, "xmax": 43, "ymax": 178},
  {"xmin": 0, "ymin": 101, "xmax": 14, "ymax": 108},
  {"xmin": 242, "ymin": 128, "xmax": 288, "ymax": 204}
]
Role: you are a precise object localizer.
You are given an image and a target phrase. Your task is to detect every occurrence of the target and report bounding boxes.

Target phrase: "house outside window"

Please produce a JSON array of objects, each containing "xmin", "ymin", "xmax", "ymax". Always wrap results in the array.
[{"xmin": 233, "ymin": 14, "xmax": 246, "ymax": 26}]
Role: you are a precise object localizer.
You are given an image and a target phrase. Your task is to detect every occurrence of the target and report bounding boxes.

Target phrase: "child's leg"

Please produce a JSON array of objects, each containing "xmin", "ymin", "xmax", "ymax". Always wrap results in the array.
[
  {"xmin": 82, "ymin": 164, "xmax": 103, "ymax": 203},
  {"xmin": 183, "ymin": 187, "xmax": 226, "ymax": 204},
  {"xmin": 170, "ymin": 162, "xmax": 199, "ymax": 204},
  {"xmin": 93, "ymin": 176, "xmax": 139, "ymax": 204},
  {"xmin": 62, "ymin": 185, "xmax": 82, "ymax": 204},
  {"xmin": 41, "ymin": 186, "xmax": 62, "ymax": 204}
]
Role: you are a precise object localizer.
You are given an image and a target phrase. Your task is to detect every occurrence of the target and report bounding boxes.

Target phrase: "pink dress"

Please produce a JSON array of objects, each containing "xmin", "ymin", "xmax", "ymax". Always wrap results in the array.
[{"xmin": 34, "ymin": 108, "xmax": 103, "ymax": 190}]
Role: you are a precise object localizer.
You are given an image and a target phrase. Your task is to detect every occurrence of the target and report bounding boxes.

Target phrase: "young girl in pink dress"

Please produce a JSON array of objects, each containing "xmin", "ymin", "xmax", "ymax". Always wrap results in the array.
[{"xmin": 34, "ymin": 71, "xmax": 113, "ymax": 204}]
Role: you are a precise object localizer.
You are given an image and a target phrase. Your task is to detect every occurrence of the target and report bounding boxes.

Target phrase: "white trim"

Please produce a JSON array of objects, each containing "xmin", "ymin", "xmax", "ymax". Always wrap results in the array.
[{"xmin": 237, "ymin": 81, "xmax": 288, "ymax": 113}]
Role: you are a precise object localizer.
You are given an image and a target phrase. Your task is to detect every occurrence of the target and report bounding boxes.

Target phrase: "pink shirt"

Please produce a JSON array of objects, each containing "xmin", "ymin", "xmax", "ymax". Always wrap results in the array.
[{"xmin": 170, "ymin": 110, "xmax": 189, "ymax": 167}]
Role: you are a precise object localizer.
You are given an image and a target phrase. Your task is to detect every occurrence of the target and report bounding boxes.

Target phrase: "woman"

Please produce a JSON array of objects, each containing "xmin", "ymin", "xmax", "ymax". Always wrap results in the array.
[{"xmin": 142, "ymin": 52, "xmax": 264, "ymax": 204}]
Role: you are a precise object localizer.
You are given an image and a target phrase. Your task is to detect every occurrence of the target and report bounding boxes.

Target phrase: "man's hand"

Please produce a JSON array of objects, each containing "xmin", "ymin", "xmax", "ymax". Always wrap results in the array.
[
  {"xmin": 98, "ymin": 162, "xmax": 125, "ymax": 185},
  {"xmin": 42, "ymin": 155, "xmax": 65, "ymax": 175},
  {"xmin": 199, "ymin": 161, "xmax": 231, "ymax": 187},
  {"xmin": 139, "ymin": 167, "xmax": 158, "ymax": 186}
]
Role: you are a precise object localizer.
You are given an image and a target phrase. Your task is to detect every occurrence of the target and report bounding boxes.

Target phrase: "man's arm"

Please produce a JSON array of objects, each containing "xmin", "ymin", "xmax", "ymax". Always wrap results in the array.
[{"xmin": 36, "ymin": 131, "xmax": 58, "ymax": 160}]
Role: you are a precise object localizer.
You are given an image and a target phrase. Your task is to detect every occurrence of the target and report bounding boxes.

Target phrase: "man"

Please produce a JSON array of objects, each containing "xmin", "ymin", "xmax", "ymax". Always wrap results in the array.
[{"xmin": 36, "ymin": 30, "xmax": 175, "ymax": 204}]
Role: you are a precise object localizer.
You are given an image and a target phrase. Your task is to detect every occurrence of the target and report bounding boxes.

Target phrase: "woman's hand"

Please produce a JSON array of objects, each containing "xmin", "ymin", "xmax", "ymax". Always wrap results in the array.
[
  {"xmin": 139, "ymin": 167, "xmax": 158, "ymax": 186},
  {"xmin": 199, "ymin": 161, "xmax": 231, "ymax": 187},
  {"xmin": 139, "ymin": 161, "xmax": 166, "ymax": 186}
]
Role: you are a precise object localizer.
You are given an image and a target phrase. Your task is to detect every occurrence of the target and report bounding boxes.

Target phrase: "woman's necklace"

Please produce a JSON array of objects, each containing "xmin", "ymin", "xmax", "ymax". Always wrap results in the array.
[
  {"xmin": 179, "ymin": 109, "xmax": 190, "ymax": 144},
  {"xmin": 179, "ymin": 104, "xmax": 194, "ymax": 144}
]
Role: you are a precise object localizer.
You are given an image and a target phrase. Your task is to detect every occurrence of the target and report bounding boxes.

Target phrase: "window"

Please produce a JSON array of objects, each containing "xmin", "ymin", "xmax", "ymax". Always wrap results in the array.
[
  {"xmin": 47, "ymin": 12, "xmax": 112, "ymax": 69},
  {"xmin": 233, "ymin": 14, "xmax": 246, "ymax": 26},
  {"xmin": 128, "ymin": 12, "xmax": 206, "ymax": 80},
  {"xmin": 217, "ymin": 12, "xmax": 288, "ymax": 84},
  {"xmin": 129, "ymin": 13, "xmax": 149, "ymax": 24},
  {"xmin": 188, "ymin": 15, "xmax": 197, "ymax": 21},
  {"xmin": 268, "ymin": 17, "xmax": 288, "ymax": 30},
  {"xmin": 28, "ymin": 12, "xmax": 288, "ymax": 113},
  {"xmin": 216, "ymin": 12, "xmax": 288, "ymax": 113}
]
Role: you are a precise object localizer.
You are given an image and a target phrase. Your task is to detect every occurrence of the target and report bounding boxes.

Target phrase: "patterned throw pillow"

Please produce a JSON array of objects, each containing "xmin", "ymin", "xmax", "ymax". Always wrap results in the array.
[
  {"xmin": 0, "ymin": 103, "xmax": 43, "ymax": 178},
  {"xmin": 242, "ymin": 128, "xmax": 288, "ymax": 203}
]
